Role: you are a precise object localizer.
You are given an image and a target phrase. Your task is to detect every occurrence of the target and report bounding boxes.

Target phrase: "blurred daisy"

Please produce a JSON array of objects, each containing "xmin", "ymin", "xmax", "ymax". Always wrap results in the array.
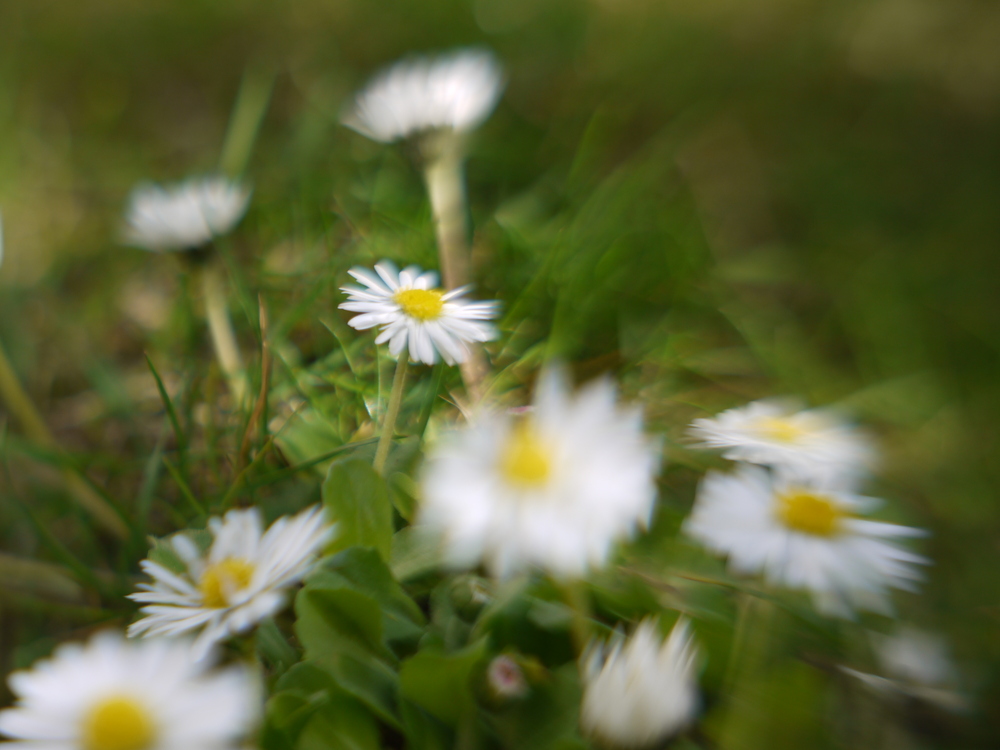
[
  {"xmin": 842, "ymin": 627, "xmax": 965, "ymax": 710},
  {"xmin": 689, "ymin": 398, "xmax": 874, "ymax": 482},
  {"xmin": 124, "ymin": 177, "xmax": 250, "ymax": 252},
  {"xmin": 581, "ymin": 619, "xmax": 699, "ymax": 747},
  {"xmin": 0, "ymin": 631, "xmax": 257, "ymax": 750},
  {"xmin": 419, "ymin": 368, "xmax": 661, "ymax": 579},
  {"xmin": 339, "ymin": 260, "xmax": 498, "ymax": 366},
  {"xmin": 344, "ymin": 49, "xmax": 504, "ymax": 143},
  {"xmin": 684, "ymin": 465, "xmax": 928, "ymax": 616},
  {"xmin": 129, "ymin": 506, "xmax": 332, "ymax": 657}
]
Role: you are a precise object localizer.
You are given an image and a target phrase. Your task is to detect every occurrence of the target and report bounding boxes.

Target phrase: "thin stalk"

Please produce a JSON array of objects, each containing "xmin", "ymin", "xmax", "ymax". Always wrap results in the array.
[
  {"xmin": 219, "ymin": 62, "xmax": 276, "ymax": 179},
  {"xmin": 423, "ymin": 146, "xmax": 489, "ymax": 402},
  {"xmin": 373, "ymin": 356, "xmax": 408, "ymax": 475},
  {"xmin": 564, "ymin": 580, "xmax": 593, "ymax": 657},
  {"xmin": 0, "ymin": 551, "xmax": 87, "ymax": 605},
  {"xmin": 201, "ymin": 262, "xmax": 248, "ymax": 406},
  {"xmin": 0, "ymin": 338, "xmax": 128, "ymax": 538}
]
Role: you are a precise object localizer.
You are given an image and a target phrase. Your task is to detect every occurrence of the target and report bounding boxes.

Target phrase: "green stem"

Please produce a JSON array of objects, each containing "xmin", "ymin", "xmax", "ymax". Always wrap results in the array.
[
  {"xmin": 423, "ymin": 144, "xmax": 489, "ymax": 403},
  {"xmin": 0, "ymin": 338, "xmax": 128, "ymax": 538},
  {"xmin": 219, "ymin": 62, "xmax": 276, "ymax": 178},
  {"xmin": 373, "ymin": 356, "xmax": 408, "ymax": 475},
  {"xmin": 201, "ymin": 263, "xmax": 248, "ymax": 406},
  {"xmin": 564, "ymin": 580, "xmax": 593, "ymax": 657}
]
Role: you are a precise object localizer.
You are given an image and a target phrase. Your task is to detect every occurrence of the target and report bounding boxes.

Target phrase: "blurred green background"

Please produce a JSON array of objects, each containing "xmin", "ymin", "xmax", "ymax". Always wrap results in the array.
[{"xmin": 0, "ymin": 0, "xmax": 998, "ymax": 747}]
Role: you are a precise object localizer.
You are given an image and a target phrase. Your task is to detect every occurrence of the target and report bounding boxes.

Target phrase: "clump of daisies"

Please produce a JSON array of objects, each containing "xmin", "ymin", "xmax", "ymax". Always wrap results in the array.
[
  {"xmin": 342, "ymin": 49, "xmax": 505, "ymax": 392},
  {"xmin": 123, "ymin": 177, "xmax": 250, "ymax": 253},
  {"xmin": 128, "ymin": 505, "xmax": 332, "ymax": 656},
  {"xmin": 685, "ymin": 398, "xmax": 928, "ymax": 616},
  {"xmin": 0, "ymin": 631, "xmax": 258, "ymax": 750},
  {"xmin": 339, "ymin": 259, "xmax": 498, "ymax": 366},
  {"xmin": 418, "ymin": 367, "xmax": 660, "ymax": 579},
  {"xmin": 580, "ymin": 619, "xmax": 699, "ymax": 747}
]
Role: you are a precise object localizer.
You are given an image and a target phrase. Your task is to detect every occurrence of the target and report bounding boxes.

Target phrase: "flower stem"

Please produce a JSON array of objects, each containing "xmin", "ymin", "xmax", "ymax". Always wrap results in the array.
[
  {"xmin": 373, "ymin": 355, "xmax": 408, "ymax": 475},
  {"xmin": 0, "ymin": 337, "xmax": 128, "ymax": 539},
  {"xmin": 564, "ymin": 580, "xmax": 593, "ymax": 657},
  {"xmin": 200, "ymin": 262, "xmax": 248, "ymax": 406},
  {"xmin": 423, "ymin": 147, "xmax": 489, "ymax": 403}
]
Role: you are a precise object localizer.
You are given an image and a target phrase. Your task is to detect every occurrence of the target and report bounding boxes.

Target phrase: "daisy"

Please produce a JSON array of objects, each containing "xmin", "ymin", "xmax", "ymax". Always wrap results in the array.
[
  {"xmin": 128, "ymin": 505, "xmax": 332, "ymax": 657},
  {"xmin": 688, "ymin": 398, "xmax": 875, "ymax": 483},
  {"xmin": 418, "ymin": 367, "xmax": 661, "ymax": 579},
  {"xmin": 123, "ymin": 177, "xmax": 250, "ymax": 252},
  {"xmin": 339, "ymin": 260, "xmax": 498, "ymax": 366},
  {"xmin": 684, "ymin": 465, "xmax": 928, "ymax": 616},
  {"xmin": 343, "ymin": 49, "xmax": 504, "ymax": 143},
  {"xmin": 581, "ymin": 619, "xmax": 699, "ymax": 747},
  {"xmin": 0, "ymin": 631, "xmax": 257, "ymax": 750},
  {"xmin": 842, "ymin": 627, "xmax": 965, "ymax": 711}
]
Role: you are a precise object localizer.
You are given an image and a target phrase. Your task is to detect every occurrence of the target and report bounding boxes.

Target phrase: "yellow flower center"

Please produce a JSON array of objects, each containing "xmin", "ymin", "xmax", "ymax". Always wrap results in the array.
[
  {"xmin": 755, "ymin": 416, "xmax": 807, "ymax": 444},
  {"xmin": 394, "ymin": 288, "xmax": 445, "ymax": 321},
  {"xmin": 199, "ymin": 557, "xmax": 255, "ymax": 608},
  {"xmin": 776, "ymin": 490, "xmax": 845, "ymax": 537},
  {"xmin": 82, "ymin": 696, "xmax": 157, "ymax": 750},
  {"xmin": 500, "ymin": 421, "xmax": 552, "ymax": 488}
]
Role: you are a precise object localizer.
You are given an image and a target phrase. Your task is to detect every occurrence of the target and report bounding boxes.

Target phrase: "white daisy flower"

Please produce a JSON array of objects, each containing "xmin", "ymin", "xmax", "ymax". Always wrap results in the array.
[
  {"xmin": 842, "ymin": 627, "xmax": 965, "ymax": 711},
  {"xmin": 344, "ymin": 49, "xmax": 504, "ymax": 143},
  {"xmin": 128, "ymin": 505, "xmax": 332, "ymax": 657},
  {"xmin": 418, "ymin": 368, "xmax": 661, "ymax": 579},
  {"xmin": 124, "ymin": 177, "xmax": 250, "ymax": 252},
  {"xmin": 688, "ymin": 398, "xmax": 875, "ymax": 483},
  {"xmin": 581, "ymin": 618, "xmax": 699, "ymax": 748},
  {"xmin": 0, "ymin": 631, "xmax": 258, "ymax": 750},
  {"xmin": 339, "ymin": 260, "xmax": 498, "ymax": 366},
  {"xmin": 684, "ymin": 465, "xmax": 928, "ymax": 616}
]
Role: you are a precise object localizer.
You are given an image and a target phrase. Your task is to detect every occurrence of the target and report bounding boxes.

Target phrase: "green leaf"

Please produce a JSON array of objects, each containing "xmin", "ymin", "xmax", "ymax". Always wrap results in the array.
[
  {"xmin": 293, "ymin": 586, "xmax": 403, "ymax": 728},
  {"xmin": 322, "ymin": 459, "xmax": 393, "ymax": 561},
  {"xmin": 297, "ymin": 697, "xmax": 381, "ymax": 750},
  {"xmin": 314, "ymin": 651, "xmax": 401, "ymax": 729},
  {"xmin": 311, "ymin": 548, "xmax": 425, "ymax": 646},
  {"xmin": 265, "ymin": 664, "xmax": 382, "ymax": 750},
  {"xmin": 400, "ymin": 698, "xmax": 450, "ymax": 750},
  {"xmin": 256, "ymin": 618, "xmax": 300, "ymax": 676},
  {"xmin": 391, "ymin": 527, "xmax": 444, "ymax": 583},
  {"xmin": 398, "ymin": 639, "xmax": 489, "ymax": 726},
  {"xmin": 297, "ymin": 585, "xmax": 387, "ymax": 660}
]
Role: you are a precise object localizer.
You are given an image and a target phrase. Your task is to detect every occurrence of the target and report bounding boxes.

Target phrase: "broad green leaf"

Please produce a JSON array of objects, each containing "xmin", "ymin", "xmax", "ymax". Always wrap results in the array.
[
  {"xmin": 311, "ymin": 548, "xmax": 425, "ymax": 647},
  {"xmin": 400, "ymin": 698, "xmax": 449, "ymax": 750},
  {"xmin": 314, "ymin": 650, "xmax": 401, "ymax": 729},
  {"xmin": 398, "ymin": 639, "xmax": 489, "ymax": 726},
  {"xmin": 296, "ymin": 585, "xmax": 387, "ymax": 660},
  {"xmin": 322, "ymin": 459, "xmax": 393, "ymax": 561},
  {"xmin": 390, "ymin": 527, "xmax": 444, "ymax": 583},
  {"xmin": 297, "ymin": 696, "xmax": 380, "ymax": 750}
]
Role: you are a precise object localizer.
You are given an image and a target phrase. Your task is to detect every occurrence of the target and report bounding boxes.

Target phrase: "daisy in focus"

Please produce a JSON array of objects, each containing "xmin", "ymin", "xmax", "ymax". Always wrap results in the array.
[
  {"xmin": 343, "ymin": 48, "xmax": 504, "ymax": 143},
  {"xmin": 689, "ymin": 399, "xmax": 874, "ymax": 483},
  {"xmin": 123, "ymin": 177, "xmax": 250, "ymax": 252},
  {"xmin": 129, "ymin": 506, "xmax": 332, "ymax": 656},
  {"xmin": 581, "ymin": 618, "xmax": 699, "ymax": 748},
  {"xmin": 684, "ymin": 465, "xmax": 928, "ymax": 616},
  {"xmin": 0, "ymin": 631, "xmax": 257, "ymax": 750},
  {"xmin": 419, "ymin": 368, "xmax": 661, "ymax": 579},
  {"xmin": 339, "ymin": 260, "xmax": 498, "ymax": 366}
]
